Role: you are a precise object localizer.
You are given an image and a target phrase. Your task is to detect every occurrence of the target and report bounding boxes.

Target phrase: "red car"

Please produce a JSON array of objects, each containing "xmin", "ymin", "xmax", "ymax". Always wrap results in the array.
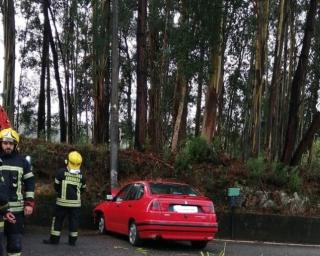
[{"xmin": 93, "ymin": 181, "xmax": 218, "ymax": 249}]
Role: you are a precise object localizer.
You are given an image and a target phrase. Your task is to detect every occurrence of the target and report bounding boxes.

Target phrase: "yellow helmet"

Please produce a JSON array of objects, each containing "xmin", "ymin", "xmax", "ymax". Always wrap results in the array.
[
  {"xmin": 0, "ymin": 128, "xmax": 20, "ymax": 144},
  {"xmin": 67, "ymin": 151, "xmax": 82, "ymax": 170}
]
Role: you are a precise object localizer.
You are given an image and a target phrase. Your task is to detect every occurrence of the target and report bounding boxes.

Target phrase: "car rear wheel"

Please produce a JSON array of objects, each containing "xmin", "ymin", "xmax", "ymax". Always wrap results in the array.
[
  {"xmin": 97, "ymin": 215, "xmax": 107, "ymax": 234},
  {"xmin": 191, "ymin": 240, "xmax": 208, "ymax": 249},
  {"xmin": 128, "ymin": 221, "xmax": 141, "ymax": 246}
]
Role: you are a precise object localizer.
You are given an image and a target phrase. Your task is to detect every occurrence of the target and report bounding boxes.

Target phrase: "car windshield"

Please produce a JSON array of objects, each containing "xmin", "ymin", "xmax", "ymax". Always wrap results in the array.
[{"xmin": 149, "ymin": 183, "xmax": 200, "ymax": 196}]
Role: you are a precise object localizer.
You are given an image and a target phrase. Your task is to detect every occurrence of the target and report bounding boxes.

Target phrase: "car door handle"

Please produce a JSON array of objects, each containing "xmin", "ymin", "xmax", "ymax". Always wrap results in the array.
[{"xmin": 128, "ymin": 204, "xmax": 132, "ymax": 208}]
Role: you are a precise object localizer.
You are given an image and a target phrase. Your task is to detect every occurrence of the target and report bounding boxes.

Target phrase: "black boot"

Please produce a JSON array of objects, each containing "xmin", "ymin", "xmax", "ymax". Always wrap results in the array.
[
  {"xmin": 68, "ymin": 236, "xmax": 77, "ymax": 246},
  {"xmin": 43, "ymin": 235, "xmax": 60, "ymax": 245}
]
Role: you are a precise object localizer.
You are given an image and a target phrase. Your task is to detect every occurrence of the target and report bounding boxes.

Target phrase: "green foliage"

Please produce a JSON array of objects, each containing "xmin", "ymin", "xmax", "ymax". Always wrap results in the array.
[
  {"xmin": 174, "ymin": 137, "xmax": 216, "ymax": 172},
  {"xmin": 268, "ymin": 162, "xmax": 301, "ymax": 192},
  {"xmin": 288, "ymin": 167, "xmax": 301, "ymax": 193},
  {"xmin": 301, "ymin": 139, "xmax": 320, "ymax": 174},
  {"xmin": 271, "ymin": 162, "xmax": 290, "ymax": 186},
  {"xmin": 246, "ymin": 156, "xmax": 266, "ymax": 180}
]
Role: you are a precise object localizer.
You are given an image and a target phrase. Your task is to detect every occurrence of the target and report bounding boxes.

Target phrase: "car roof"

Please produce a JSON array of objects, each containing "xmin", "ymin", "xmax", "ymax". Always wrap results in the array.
[{"xmin": 128, "ymin": 180, "xmax": 189, "ymax": 186}]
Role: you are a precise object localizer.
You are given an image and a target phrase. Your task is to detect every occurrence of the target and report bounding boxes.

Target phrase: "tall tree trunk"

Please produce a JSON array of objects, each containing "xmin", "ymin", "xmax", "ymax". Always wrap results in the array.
[
  {"xmin": 46, "ymin": 59, "xmax": 51, "ymax": 141},
  {"xmin": 48, "ymin": 15, "xmax": 67, "ymax": 142},
  {"xmin": 135, "ymin": 0, "xmax": 148, "ymax": 151},
  {"xmin": 266, "ymin": 0, "xmax": 288, "ymax": 161},
  {"xmin": 171, "ymin": 69, "xmax": 187, "ymax": 153},
  {"xmin": 201, "ymin": 4, "xmax": 223, "ymax": 143},
  {"xmin": 92, "ymin": 0, "xmax": 110, "ymax": 145},
  {"xmin": 66, "ymin": 0, "xmax": 78, "ymax": 144},
  {"xmin": 281, "ymin": 0, "xmax": 317, "ymax": 164},
  {"xmin": 159, "ymin": 0, "xmax": 172, "ymax": 145},
  {"xmin": 148, "ymin": 2, "xmax": 162, "ymax": 153},
  {"xmin": 250, "ymin": 0, "xmax": 269, "ymax": 157},
  {"xmin": 278, "ymin": 0, "xmax": 296, "ymax": 159},
  {"xmin": 195, "ymin": 46, "xmax": 204, "ymax": 137},
  {"xmin": 201, "ymin": 43, "xmax": 223, "ymax": 143},
  {"xmin": 2, "ymin": 0, "xmax": 15, "ymax": 124},
  {"xmin": 38, "ymin": 0, "xmax": 50, "ymax": 139},
  {"xmin": 291, "ymin": 112, "xmax": 320, "ymax": 166}
]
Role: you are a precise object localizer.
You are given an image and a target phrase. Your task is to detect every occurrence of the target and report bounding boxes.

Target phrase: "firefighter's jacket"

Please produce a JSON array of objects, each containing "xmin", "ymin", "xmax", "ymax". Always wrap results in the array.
[
  {"xmin": 0, "ymin": 169, "xmax": 8, "ymax": 232},
  {"xmin": 0, "ymin": 152, "xmax": 35, "ymax": 213},
  {"xmin": 54, "ymin": 168, "xmax": 86, "ymax": 208}
]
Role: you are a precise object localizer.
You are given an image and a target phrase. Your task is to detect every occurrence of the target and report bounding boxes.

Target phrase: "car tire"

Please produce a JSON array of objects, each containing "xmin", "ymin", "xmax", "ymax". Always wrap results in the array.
[
  {"xmin": 128, "ymin": 221, "xmax": 141, "ymax": 246},
  {"xmin": 97, "ymin": 215, "xmax": 107, "ymax": 234},
  {"xmin": 191, "ymin": 240, "xmax": 208, "ymax": 249}
]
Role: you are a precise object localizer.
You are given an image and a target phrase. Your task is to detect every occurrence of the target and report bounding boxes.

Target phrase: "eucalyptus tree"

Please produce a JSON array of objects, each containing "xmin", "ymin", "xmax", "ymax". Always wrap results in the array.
[
  {"xmin": 1, "ymin": 0, "xmax": 15, "ymax": 124},
  {"xmin": 171, "ymin": 0, "xmax": 197, "ymax": 153},
  {"xmin": 38, "ymin": 0, "xmax": 50, "ymax": 139},
  {"xmin": 265, "ymin": 0, "xmax": 289, "ymax": 161},
  {"xmin": 91, "ymin": 0, "xmax": 110, "ymax": 145},
  {"xmin": 290, "ymin": 0, "xmax": 320, "ymax": 166},
  {"xmin": 201, "ymin": 0, "xmax": 224, "ymax": 143},
  {"xmin": 148, "ymin": 0, "xmax": 164, "ymax": 153},
  {"xmin": 135, "ymin": 0, "xmax": 148, "ymax": 151},
  {"xmin": 281, "ymin": 0, "xmax": 317, "ymax": 164},
  {"xmin": 250, "ymin": 0, "xmax": 270, "ymax": 157}
]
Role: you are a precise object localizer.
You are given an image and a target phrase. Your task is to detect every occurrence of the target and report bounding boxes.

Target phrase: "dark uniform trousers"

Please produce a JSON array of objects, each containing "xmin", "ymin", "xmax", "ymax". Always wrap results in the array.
[
  {"xmin": 49, "ymin": 205, "xmax": 81, "ymax": 245},
  {"xmin": 4, "ymin": 213, "xmax": 24, "ymax": 256},
  {"xmin": 0, "ymin": 217, "xmax": 4, "ymax": 256}
]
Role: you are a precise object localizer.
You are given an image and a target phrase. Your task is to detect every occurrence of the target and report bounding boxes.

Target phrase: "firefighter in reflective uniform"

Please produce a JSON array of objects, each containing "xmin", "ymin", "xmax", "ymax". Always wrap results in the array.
[
  {"xmin": 0, "ymin": 168, "xmax": 16, "ymax": 256},
  {"xmin": 0, "ymin": 128, "xmax": 35, "ymax": 256},
  {"xmin": 43, "ymin": 151, "xmax": 86, "ymax": 246}
]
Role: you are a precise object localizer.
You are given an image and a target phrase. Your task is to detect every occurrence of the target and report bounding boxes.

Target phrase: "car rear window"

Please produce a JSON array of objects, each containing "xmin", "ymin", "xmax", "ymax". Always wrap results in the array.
[{"xmin": 149, "ymin": 183, "xmax": 200, "ymax": 196}]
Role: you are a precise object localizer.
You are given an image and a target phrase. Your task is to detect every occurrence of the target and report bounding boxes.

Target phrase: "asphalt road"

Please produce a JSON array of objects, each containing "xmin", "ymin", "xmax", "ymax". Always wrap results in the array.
[{"xmin": 16, "ymin": 225, "xmax": 320, "ymax": 256}]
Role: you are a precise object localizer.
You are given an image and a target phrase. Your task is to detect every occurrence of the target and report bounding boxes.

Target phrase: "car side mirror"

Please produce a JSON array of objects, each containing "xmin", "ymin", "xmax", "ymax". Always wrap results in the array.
[{"xmin": 105, "ymin": 194, "xmax": 113, "ymax": 201}]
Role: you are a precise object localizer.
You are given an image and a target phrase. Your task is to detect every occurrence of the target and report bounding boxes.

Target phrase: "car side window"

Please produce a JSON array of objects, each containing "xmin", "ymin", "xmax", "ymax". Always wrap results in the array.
[
  {"xmin": 114, "ymin": 185, "xmax": 133, "ymax": 202},
  {"xmin": 127, "ymin": 184, "xmax": 144, "ymax": 201},
  {"xmin": 135, "ymin": 184, "xmax": 144, "ymax": 200}
]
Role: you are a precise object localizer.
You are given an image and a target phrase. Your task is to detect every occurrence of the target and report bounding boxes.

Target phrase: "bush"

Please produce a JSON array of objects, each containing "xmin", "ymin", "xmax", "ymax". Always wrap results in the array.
[
  {"xmin": 301, "ymin": 139, "xmax": 320, "ymax": 173},
  {"xmin": 271, "ymin": 162, "xmax": 289, "ymax": 186},
  {"xmin": 175, "ymin": 137, "xmax": 212, "ymax": 172},
  {"xmin": 246, "ymin": 156, "xmax": 266, "ymax": 180},
  {"xmin": 288, "ymin": 167, "xmax": 301, "ymax": 192}
]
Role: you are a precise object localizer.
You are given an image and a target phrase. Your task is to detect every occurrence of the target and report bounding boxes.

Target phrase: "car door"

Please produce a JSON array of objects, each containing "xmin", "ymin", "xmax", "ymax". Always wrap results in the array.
[
  {"xmin": 106, "ymin": 184, "xmax": 133, "ymax": 233},
  {"xmin": 118, "ymin": 183, "xmax": 145, "ymax": 233}
]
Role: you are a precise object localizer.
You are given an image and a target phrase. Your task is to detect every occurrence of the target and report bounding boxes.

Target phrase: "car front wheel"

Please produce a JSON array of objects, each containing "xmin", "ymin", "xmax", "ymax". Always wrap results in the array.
[
  {"xmin": 128, "ymin": 221, "xmax": 141, "ymax": 246},
  {"xmin": 191, "ymin": 240, "xmax": 208, "ymax": 249},
  {"xmin": 97, "ymin": 215, "xmax": 107, "ymax": 234}
]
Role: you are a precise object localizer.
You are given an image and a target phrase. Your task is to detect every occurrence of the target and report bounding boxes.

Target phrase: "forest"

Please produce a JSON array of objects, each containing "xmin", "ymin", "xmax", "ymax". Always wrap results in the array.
[{"xmin": 0, "ymin": 0, "xmax": 320, "ymax": 176}]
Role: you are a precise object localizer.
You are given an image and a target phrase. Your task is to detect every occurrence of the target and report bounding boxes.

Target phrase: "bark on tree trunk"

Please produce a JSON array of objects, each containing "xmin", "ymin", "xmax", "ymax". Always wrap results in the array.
[
  {"xmin": 135, "ymin": 0, "xmax": 148, "ymax": 151},
  {"xmin": 148, "ymin": 21, "xmax": 162, "ymax": 153},
  {"xmin": 92, "ymin": 0, "xmax": 110, "ymax": 145},
  {"xmin": 2, "ymin": 0, "xmax": 15, "ymax": 124},
  {"xmin": 250, "ymin": 0, "xmax": 269, "ymax": 157},
  {"xmin": 291, "ymin": 112, "xmax": 320, "ymax": 166},
  {"xmin": 48, "ymin": 15, "xmax": 67, "ymax": 142},
  {"xmin": 171, "ymin": 70, "xmax": 187, "ymax": 154},
  {"xmin": 281, "ymin": 0, "xmax": 317, "ymax": 164},
  {"xmin": 195, "ymin": 46, "xmax": 204, "ymax": 137},
  {"xmin": 38, "ymin": 0, "xmax": 50, "ymax": 139},
  {"xmin": 46, "ymin": 60, "xmax": 51, "ymax": 141},
  {"xmin": 266, "ymin": 0, "xmax": 288, "ymax": 161},
  {"xmin": 201, "ymin": 46, "xmax": 222, "ymax": 143},
  {"xmin": 201, "ymin": 7, "xmax": 224, "ymax": 143}
]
